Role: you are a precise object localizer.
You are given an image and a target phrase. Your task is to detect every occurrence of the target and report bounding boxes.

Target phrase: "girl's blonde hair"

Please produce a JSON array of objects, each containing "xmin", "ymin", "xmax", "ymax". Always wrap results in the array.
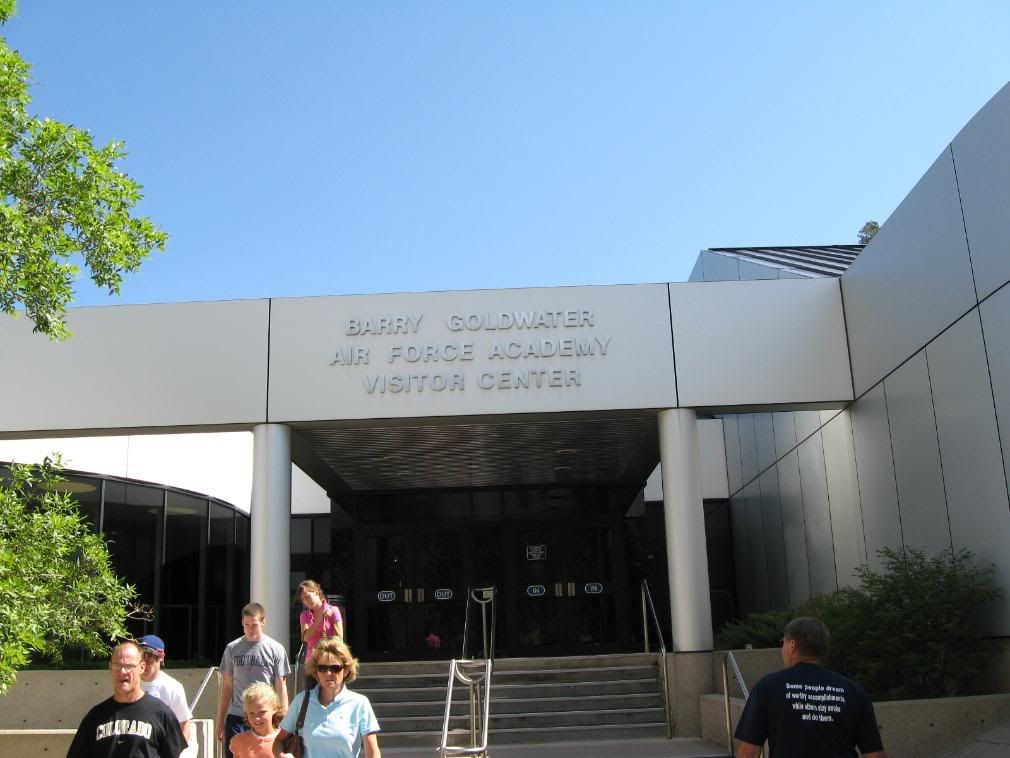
[
  {"xmin": 241, "ymin": 682, "xmax": 284, "ymax": 728},
  {"xmin": 306, "ymin": 638, "xmax": 360, "ymax": 683}
]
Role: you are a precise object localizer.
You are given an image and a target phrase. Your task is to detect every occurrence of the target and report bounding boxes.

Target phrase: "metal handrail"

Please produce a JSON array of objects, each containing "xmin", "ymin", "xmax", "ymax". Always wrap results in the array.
[
  {"xmin": 187, "ymin": 667, "xmax": 221, "ymax": 758},
  {"xmin": 292, "ymin": 642, "xmax": 306, "ymax": 692},
  {"xmin": 722, "ymin": 651, "xmax": 761, "ymax": 758},
  {"xmin": 461, "ymin": 586, "xmax": 496, "ymax": 664},
  {"xmin": 437, "ymin": 658, "xmax": 493, "ymax": 757},
  {"xmin": 638, "ymin": 582, "xmax": 670, "ymax": 743}
]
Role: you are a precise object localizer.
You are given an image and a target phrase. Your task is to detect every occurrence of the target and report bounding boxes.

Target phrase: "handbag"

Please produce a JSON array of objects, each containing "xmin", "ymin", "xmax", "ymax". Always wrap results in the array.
[{"xmin": 280, "ymin": 686, "xmax": 312, "ymax": 758}]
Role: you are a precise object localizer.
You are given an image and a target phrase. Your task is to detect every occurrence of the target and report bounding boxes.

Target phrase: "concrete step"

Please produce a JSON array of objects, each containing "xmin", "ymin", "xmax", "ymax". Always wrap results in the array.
[
  {"xmin": 375, "ymin": 692, "xmax": 663, "ymax": 718},
  {"xmin": 380, "ymin": 722, "xmax": 670, "ymax": 748},
  {"xmin": 361, "ymin": 677, "xmax": 656, "ymax": 703}
]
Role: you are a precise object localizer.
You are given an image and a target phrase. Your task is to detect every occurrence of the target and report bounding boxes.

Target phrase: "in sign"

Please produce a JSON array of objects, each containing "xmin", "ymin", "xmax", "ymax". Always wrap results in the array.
[
  {"xmin": 377, "ymin": 590, "xmax": 396, "ymax": 602},
  {"xmin": 526, "ymin": 584, "xmax": 546, "ymax": 597},
  {"xmin": 434, "ymin": 588, "xmax": 454, "ymax": 601},
  {"xmin": 584, "ymin": 582, "xmax": 604, "ymax": 594}
]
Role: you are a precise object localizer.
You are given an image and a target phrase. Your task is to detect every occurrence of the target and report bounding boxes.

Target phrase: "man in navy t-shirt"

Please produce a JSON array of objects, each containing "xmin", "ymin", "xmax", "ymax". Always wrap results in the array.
[{"xmin": 734, "ymin": 617, "xmax": 888, "ymax": 758}]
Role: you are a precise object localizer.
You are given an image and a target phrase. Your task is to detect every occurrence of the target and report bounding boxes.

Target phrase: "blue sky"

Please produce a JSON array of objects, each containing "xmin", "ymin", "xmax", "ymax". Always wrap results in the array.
[{"xmin": 6, "ymin": 2, "xmax": 1009, "ymax": 306}]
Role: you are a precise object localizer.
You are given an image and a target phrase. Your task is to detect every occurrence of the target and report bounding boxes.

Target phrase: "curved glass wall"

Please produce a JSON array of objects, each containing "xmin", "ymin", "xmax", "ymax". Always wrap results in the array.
[{"xmin": 8, "ymin": 465, "xmax": 251, "ymax": 663}]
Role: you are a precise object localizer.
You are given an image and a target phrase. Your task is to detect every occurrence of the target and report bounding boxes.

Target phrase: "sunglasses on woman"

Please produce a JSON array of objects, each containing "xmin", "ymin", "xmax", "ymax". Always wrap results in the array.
[{"xmin": 316, "ymin": 664, "xmax": 344, "ymax": 673}]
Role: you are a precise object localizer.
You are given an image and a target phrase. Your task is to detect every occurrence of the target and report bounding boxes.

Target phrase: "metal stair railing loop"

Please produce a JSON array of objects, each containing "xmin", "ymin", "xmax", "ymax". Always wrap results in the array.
[
  {"xmin": 187, "ymin": 666, "xmax": 221, "ymax": 757},
  {"xmin": 437, "ymin": 658, "xmax": 493, "ymax": 757},
  {"xmin": 640, "ymin": 579, "xmax": 673, "ymax": 739},
  {"xmin": 722, "ymin": 650, "xmax": 762, "ymax": 758},
  {"xmin": 460, "ymin": 586, "xmax": 496, "ymax": 665}
]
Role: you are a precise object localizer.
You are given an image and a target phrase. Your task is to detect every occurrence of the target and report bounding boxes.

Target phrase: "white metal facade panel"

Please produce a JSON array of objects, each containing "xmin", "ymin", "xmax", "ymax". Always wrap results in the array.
[
  {"xmin": 739, "ymin": 414, "xmax": 759, "ymax": 486},
  {"xmin": 849, "ymin": 384, "xmax": 903, "ymax": 570},
  {"xmin": 773, "ymin": 412, "xmax": 797, "ymax": 460},
  {"xmin": 759, "ymin": 468, "xmax": 791, "ymax": 609},
  {"xmin": 821, "ymin": 412, "xmax": 866, "ymax": 587},
  {"xmin": 841, "ymin": 147, "xmax": 978, "ymax": 396},
  {"xmin": 793, "ymin": 411, "xmax": 821, "ymax": 446},
  {"xmin": 884, "ymin": 352, "xmax": 952, "ymax": 555},
  {"xmin": 981, "ymin": 285, "xmax": 1010, "ymax": 500},
  {"xmin": 951, "ymin": 83, "xmax": 1010, "ymax": 300},
  {"xmin": 723, "ymin": 415, "xmax": 743, "ymax": 495},
  {"xmin": 797, "ymin": 431, "xmax": 838, "ymax": 596},
  {"xmin": 701, "ymin": 251, "xmax": 740, "ymax": 282},
  {"xmin": 669, "ymin": 279, "xmax": 852, "ymax": 408},
  {"xmin": 743, "ymin": 481, "xmax": 770, "ymax": 612},
  {"xmin": 0, "ymin": 301, "xmax": 269, "ymax": 433},
  {"xmin": 267, "ymin": 284, "xmax": 677, "ymax": 422},
  {"xmin": 777, "ymin": 450, "xmax": 812, "ymax": 606},
  {"xmin": 738, "ymin": 260, "xmax": 780, "ymax": 281},
  {"xmin": 926, "ymin": 310, "xmax": 1010, "ymax": 634},
  {"xmin": 754, "ymin": 413, "xmax": 777, "ymax": 473}
]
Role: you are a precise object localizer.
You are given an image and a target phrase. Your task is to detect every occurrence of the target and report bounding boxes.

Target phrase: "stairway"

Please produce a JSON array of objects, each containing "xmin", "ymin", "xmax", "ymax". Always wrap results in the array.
[{"xmin": 354, "ymin": 653, "xmax": 668, "ymax": 749}]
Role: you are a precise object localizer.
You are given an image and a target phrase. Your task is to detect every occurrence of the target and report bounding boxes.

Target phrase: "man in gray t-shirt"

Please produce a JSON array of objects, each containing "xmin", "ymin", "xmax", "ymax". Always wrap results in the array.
[{"xmin": 215, "ymin": 602, "xmax": 290, "ymax": 758}]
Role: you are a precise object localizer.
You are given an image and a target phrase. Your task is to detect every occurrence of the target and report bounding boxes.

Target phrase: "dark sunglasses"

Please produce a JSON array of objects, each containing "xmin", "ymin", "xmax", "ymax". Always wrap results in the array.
[{"xmin": 316, "ymin": 664, "xmax": 344, "ymax": 673}]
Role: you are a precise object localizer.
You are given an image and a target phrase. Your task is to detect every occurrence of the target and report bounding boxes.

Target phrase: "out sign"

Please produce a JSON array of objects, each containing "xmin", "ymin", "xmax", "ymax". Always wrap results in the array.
[
  {"xmin": 377, "ymin": 590, "xmax": 396, "ymax": 602},
  {"xmin": 434, "ymin": 588, "xmax": 454, "ymax": 601}
]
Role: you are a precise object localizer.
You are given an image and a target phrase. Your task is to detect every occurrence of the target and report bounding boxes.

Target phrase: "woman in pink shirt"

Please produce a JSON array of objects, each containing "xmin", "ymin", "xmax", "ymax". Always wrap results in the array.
[{"xmin": 298, "ymin": 580, "xmax": 343, "ymax": 660}]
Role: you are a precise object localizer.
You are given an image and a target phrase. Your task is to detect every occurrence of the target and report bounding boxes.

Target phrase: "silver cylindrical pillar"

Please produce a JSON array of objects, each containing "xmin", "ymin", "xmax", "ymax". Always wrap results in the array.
[
  {"xmin": 658, "ymin": 408, "xmax": 714, "ymax": 651},
  {"xmin": 251, "ymin": 423, "xmax": 292, "ymax": 654}
]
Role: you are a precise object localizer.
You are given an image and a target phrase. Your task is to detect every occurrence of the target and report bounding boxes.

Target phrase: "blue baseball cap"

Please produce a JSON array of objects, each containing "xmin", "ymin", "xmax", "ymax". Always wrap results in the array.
[{"xmin": 138, "ymin": 635, "xmax": 166, "ymax": 653}]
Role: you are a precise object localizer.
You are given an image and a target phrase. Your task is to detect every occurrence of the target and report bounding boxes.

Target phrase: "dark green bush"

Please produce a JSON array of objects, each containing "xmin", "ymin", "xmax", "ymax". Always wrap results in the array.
[{"xmin": 715, "ymin": 547, "xmax": 1001, "ymax": 700}]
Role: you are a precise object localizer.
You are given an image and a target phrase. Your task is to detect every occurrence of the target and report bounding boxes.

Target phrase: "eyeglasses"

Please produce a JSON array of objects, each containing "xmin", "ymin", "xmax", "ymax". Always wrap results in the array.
[
  {"xmin": 316, "ymin": 664, "xmax": 344, "ymax": 673},
  {"xmin": 110, "ymin": 663, "xmax": 141, "ymax": 672}
]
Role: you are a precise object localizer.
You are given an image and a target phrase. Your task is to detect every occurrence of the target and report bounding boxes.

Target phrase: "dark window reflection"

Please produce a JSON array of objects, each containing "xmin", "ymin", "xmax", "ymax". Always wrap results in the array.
[{"xmin": 162, "ymin": 493, "xmax": 207, "ymax": 660}]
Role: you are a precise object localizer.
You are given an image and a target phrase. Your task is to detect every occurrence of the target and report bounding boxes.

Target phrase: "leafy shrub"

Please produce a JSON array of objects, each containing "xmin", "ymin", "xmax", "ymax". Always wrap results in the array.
[{"xmin": 715, "ymin": 547, "xmax": 1001, "ymax": 700}]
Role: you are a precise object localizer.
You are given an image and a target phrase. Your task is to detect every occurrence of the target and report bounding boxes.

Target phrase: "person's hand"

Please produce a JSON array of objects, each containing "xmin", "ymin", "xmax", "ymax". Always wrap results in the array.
[
  {"xmin": 312, "ymin": 604, "xmax": 325, "ymax": 621},
  {"xmin": 216, "ymin": 723, "xmax": 224, "ymax": 742}
]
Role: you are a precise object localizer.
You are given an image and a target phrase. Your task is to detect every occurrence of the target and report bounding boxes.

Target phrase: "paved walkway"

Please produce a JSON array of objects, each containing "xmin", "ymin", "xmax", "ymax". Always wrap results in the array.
[
  {"xmin": 385, "ymin": 736, "xmax": 730, "ymax": 757},
  {"xmin": 943, "ymin": 722, "xmax": 1010, "ymax": 757}
]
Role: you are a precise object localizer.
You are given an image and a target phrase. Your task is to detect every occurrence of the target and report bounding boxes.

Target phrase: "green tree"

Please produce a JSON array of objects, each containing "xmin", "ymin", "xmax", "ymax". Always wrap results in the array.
[
  {"xmin": 0, "ymin": 0, "xmax": 167, "ymax": 340},
  {"xmin": 0, "ymin": 459, "xmax": 138, "ymax": 695},
  {"xmin": 858, "ymin": 220, "xmax": 880, "ymax": 245}
]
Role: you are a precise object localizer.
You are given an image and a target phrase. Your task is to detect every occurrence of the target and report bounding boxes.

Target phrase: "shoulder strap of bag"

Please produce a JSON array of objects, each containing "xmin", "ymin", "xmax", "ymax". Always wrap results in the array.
[{"xmin": 294, "ymin": 685, "xmax": 312, "ymax": 734}]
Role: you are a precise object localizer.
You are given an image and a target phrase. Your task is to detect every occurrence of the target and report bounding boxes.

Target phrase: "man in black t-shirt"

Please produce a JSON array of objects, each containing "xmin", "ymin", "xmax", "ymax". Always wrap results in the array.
[
  {"xmin": 734, "ymin": 617, "xmax": 888, "ymax": 758},
  {"xmin": 67, "ymin": 640, "xmax": 186, "ymax": 758}
]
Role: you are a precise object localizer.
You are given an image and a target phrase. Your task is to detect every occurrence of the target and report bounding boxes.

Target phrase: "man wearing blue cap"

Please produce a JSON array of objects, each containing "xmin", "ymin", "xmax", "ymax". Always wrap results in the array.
[{"xmin": 138, "ymin": 635, "xmax": 195, "ymax": 755}]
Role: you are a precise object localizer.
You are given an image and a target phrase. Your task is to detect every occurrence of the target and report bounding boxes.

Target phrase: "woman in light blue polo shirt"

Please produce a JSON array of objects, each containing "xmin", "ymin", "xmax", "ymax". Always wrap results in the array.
[{"xmin": 275, "ymin": 639, "xmax": 380, "ymax": 758}]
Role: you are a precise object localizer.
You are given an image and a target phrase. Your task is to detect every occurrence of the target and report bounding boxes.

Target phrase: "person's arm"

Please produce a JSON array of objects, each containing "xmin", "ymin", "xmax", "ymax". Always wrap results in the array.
[
  {"xmin": 216, "ymin": 671, "xmax": 233, "ymax": 743},
  {"xmin": 300, "ymin": 608, "xmax": 323, "ymax": 642},
  {"xmin": 273, "ymin": 728, "xmax": 294, "ymax": 757},
  {"xmin": 363, "ymin": 731, "xmax": 381, "ymax": 758},
  {"xmin": 736, "ymin": 742, "xmax": 762, "ymax": 758},
  {"xmin": 335, "ymin": 618, "xmax": 344, "ymax": 639},
  {"xmin": 275, "ymin": 674, "xmax": 289, "ymax": 712}
]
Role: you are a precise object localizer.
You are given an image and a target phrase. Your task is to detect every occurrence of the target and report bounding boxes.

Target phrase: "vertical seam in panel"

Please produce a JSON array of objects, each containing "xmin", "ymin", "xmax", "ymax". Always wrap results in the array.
[
  {"xmin": 846, "ymin": 410, "xmax": 869, "ymax": 568},
  {"xmin": 949, "ymin": 144, "xmax": 980, "ymax": 304},
  {"xmin": 975, "ymin": 306, "xmax": 1010, "ymax": 507},
  {"xmin": 666, "ymin": 284, "xmax": 679, "ymax": 407},
  {"xmin": 792, "ymin": 413, "xmax": 814, "ymax": 598},
  {"xmin": 265, "ymin": 299, "xmax": 273, "ymax": 422},
  {"xmin": 835, "ymin": 277, "xmax": 858, "ymax": 399},
  {"xmin": 923, "ymin": 349, "xmax": 955, "ymax": 552},
  {"xmin": 818, "ymin": 429, "xmax": 840, "ymax": 590},
  {"xmin": 881, "ymin": 381, "xmax": 906, "ymax": 548},
  {"xmin": 771, "ymin": 418, "xmax": 792, "ymax": 606}
]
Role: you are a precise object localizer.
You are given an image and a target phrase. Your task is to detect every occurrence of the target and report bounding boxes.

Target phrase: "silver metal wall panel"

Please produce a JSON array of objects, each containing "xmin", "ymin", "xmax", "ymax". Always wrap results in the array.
[
  {"xmin": 702, "ymin": 251, "xmax": 740, "ymax": 282},
  {"xmin": 773, "ymin": 412, "xmax": 798, "ymax": 459},
  {"xmin": 926, "ymin": 310, "xmax": 1010, "ymax": 634},
  {"xmin": 743, "ymin": 481, "xmax": 770, "ymax": 611},
  {"xmin": 849, "ymin": 384, "xmax": 903, "ymax": 570},
  {"xmin": 730, "ymin": 495, "xmax": 754, "ymax": 614},
  {"xmin": 821, "ymin": 412, "xmax": 866, "ymax": 587},
  {"xmin": 739, "ymin": 414, "xmax": 759, "ymax": 486},
  {"xmin": 841, "ymin": 148, "xmax": 978, "ymax": 396},
  {"xmin": 754, "ymin": 413, "xmax": 777, "ymax": 473},
  {"xmin": 951, "ymin": 83, "xmax": 1010, "ymax": 300},
  {"xmin": 981, "ymin": 285, "xmax": 1010, "ymax": 501},
  {"xmin": 798, "ymin": 432, "xmax": 838, "ymax": 596},
  {"xmin": 884, "ymin": 352, "xmax": 952, "ymax": 555},
  {"xmin": 723, "ymin": 414, "xmax": 743, "ymax": 495},
  {"xmin": 777, "ymin": 270, "xmax": 806, "ymax": 279},
  {"xmin": 778, "ymin": 450, "xmax": 812, "ymax": 606},
  {"xmin": 759, "ymin": 468, "xmax": 791, "ymax": 609},
  {"xmin": 739, "ymin": 260, "xmax": 780, "ymax": 281},
  {"xmin": 688, "ymin": 255, "xmax": 705, "ymax": 283},
  {"xmin": 794, "ymin": 411, "xmax": 821, "ymax": 445}
]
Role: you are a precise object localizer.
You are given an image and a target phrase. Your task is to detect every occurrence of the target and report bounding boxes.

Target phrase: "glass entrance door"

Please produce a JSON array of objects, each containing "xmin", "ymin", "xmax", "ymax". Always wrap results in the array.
[
  {"xmin": 359, "ymin": 528, "xmax": 467, "ymax": 659},
  {"xmin": 509, "ymin": 524, "xmax": 619, "ymax": 655}
]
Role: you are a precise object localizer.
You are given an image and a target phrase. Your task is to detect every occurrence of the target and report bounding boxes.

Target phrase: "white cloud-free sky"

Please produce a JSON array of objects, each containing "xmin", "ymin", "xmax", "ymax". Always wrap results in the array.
[{"xmin": 5, "ymin": 2, "xmax": 1010, "ymax": 304}]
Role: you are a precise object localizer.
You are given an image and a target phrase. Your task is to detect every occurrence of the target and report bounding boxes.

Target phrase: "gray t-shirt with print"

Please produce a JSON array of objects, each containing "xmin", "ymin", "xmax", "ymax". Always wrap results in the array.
[{"xmin": 219, "ymin": 634, "xmax": 291, "ymax": 716}]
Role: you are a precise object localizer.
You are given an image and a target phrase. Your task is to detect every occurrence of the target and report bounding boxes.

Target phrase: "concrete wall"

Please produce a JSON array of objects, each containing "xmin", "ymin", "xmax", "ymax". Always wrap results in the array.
[{"xmin": 722, "ymin": 83, "xmax": 1010, "ymax": 635}]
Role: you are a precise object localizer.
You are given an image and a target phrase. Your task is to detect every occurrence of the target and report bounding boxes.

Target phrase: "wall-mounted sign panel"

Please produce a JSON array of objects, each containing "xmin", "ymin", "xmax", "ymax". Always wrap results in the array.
[
  {"xmin": 267, "ymin": 285, "xmax": 677, "ymax": 422},
  {"xmin": 526, "ymin": 544, "xmax": 547, "ymax": 561}
]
